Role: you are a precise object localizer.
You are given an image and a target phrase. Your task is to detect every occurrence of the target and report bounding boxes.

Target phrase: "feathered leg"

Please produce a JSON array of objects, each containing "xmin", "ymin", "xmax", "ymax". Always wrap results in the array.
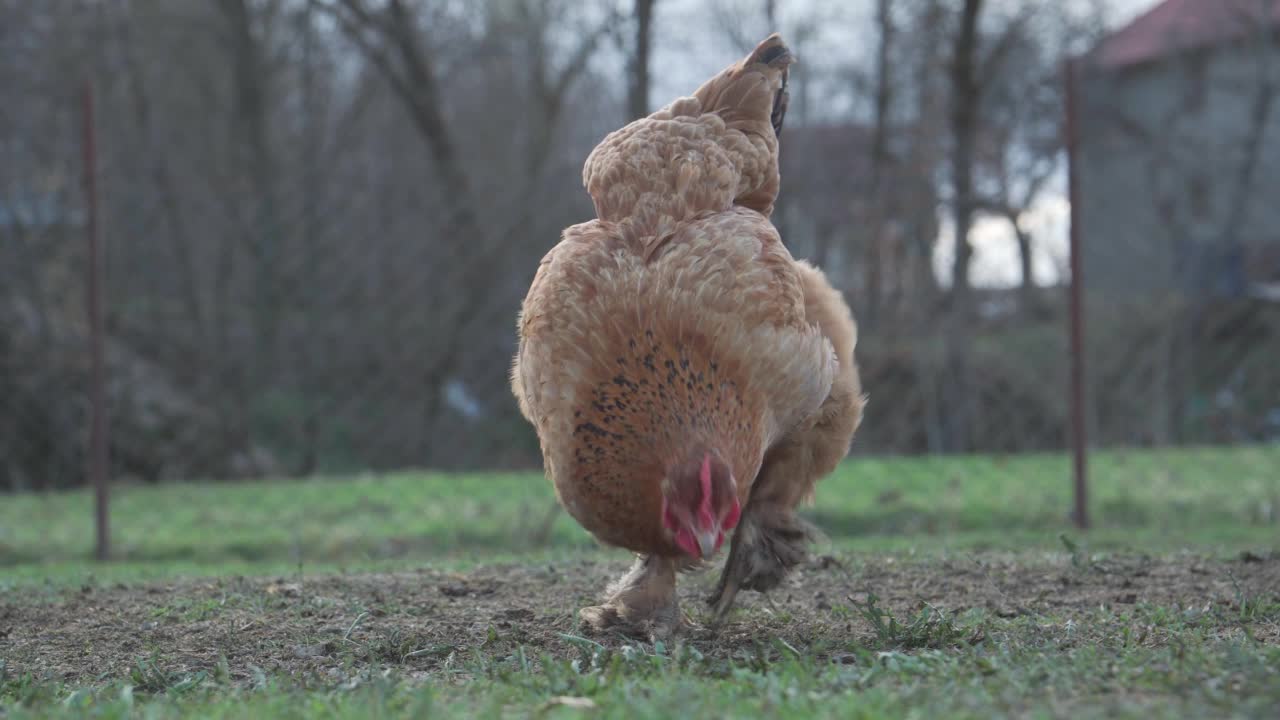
[
  {"xmin": 580, "ymin": 554, "xmax": 681, "ymax": 640},
  {"xmin": 709, "ymin": 262, "xmax": 864, "ymax": 618}
]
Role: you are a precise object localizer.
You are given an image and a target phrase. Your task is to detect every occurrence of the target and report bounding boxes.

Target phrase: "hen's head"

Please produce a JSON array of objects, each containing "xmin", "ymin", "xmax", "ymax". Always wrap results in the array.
[{"xmin": 661, "ymin": 451, "xmax": 740, "ymax": 560}]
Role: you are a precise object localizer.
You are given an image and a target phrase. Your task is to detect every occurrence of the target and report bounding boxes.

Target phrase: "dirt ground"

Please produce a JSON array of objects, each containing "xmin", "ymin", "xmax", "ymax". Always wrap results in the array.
[{"xmin": 4, "ymin": 552, "xmax": 1278, "ymax": 685}]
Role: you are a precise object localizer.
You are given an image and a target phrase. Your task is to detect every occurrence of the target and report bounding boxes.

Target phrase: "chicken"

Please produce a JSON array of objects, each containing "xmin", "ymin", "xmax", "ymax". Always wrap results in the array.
[{"xmin": 511, "ymin": 34, "xmax": 863, "ymax": 636}]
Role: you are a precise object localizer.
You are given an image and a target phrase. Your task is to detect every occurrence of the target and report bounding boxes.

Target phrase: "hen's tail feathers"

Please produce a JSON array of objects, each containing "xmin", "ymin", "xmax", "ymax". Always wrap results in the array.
[{"xmin": 693, "ymin": 33, "xmax": 795, "ymax": 142}]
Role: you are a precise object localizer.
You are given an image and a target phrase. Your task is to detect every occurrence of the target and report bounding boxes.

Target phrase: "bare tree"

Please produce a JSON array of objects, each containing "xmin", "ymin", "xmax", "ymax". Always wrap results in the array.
[
  {"xmin": 316, "ymin": 0, "xmax": 617, "ymax": 460},
  {"xmin": 628, "ymin": 0, "xmax": 657, "ymax": 120},
  {"xmin": 894, "ymin": 0, "xmax": 946, "ymax": 320},
  {"xmin": 947, "ymin": 0, "xmax": 982, "ymax": 309},
  {"xmin": 862, "ymin": 0, "xmax": 895, "ymax": 330},
  {"xmin": 515, "ymin": 1, "xmax": 619, "ymax": 179},
  {"xmin": 215, "ymin": 0, "xmax": 289, "ymax": 381},
  {"xmin": 946, "ymin": 0, "xmax": 1040, "ymax": 304},
  {"xmin": 975, "ymin": 27, "xmax": 1064, "ymax": 310}
]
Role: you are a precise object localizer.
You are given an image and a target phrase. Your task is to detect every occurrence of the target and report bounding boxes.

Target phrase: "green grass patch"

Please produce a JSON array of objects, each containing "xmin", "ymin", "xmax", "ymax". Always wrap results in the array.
[
  {"xmin": 2, "ymin": 446, "xmax": 1276, "ymax": 584},
  {"xmin": 4, "ymin": 613, "xmax": 1278, "ymax": 719}
]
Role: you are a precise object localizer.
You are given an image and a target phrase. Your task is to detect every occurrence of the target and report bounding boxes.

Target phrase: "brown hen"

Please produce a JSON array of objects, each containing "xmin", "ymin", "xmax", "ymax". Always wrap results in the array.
[{"xmin": 511, "ymin": 34, "xmax": 863, "ymax": 637}]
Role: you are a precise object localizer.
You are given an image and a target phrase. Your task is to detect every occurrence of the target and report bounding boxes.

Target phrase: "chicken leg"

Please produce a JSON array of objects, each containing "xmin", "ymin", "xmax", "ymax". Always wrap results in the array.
[
  {"xmin": 708, "ymin": 262, "xmax": 863, "ymax": 618},
  {"xmin": 580, "ymin": 554, "xmax": 681, "ymax": 639}
]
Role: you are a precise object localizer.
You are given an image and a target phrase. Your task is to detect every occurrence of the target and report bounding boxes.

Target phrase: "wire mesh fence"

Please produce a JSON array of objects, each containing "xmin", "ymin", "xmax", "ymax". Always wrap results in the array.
[{"xmin": 1, "ymin": 0, "xmax": 1277, "ymax": 539}]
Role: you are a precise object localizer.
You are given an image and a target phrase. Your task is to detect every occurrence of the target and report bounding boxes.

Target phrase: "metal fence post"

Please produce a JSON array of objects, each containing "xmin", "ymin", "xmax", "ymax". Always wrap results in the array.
[
  {"xmin": 1065, "ymin": 58, "xmax": 1090, "ymax": 530},
  {"xmin": 83, "ymin": 79, "xmax": 110, "ymax": 561}
]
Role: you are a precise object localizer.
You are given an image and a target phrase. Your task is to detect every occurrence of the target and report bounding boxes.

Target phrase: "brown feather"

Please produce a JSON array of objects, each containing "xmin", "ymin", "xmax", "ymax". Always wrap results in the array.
[{"xmin": 513, "ymin": 210, "xmax": 835, "ymax": 557}]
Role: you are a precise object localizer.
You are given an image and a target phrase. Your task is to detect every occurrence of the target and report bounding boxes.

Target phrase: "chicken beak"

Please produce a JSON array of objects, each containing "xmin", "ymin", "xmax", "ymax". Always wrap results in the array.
[{"xmin": 696, "ymin": 528, "xmax": 717, "ymax": 559}]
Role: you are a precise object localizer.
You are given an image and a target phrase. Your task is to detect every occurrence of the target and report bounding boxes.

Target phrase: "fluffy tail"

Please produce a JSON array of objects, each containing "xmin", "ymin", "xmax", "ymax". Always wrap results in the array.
[
  {"xmin": 692, "ymin": 34, "xmax": 794, "ymax": 143},
  {"xmin": 683, "ymin": 34, "xmax": 794, "ymax": 216},
  {"xmin": 583, "ymin": 35, "xmax": 795, "ymax": 226}
]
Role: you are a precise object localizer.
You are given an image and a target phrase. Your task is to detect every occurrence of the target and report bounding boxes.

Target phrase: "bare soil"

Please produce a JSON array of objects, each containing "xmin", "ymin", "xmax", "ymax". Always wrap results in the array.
[{"xmin": 4, "ymin": 552, "xmax": 1277, "ymax": 685}]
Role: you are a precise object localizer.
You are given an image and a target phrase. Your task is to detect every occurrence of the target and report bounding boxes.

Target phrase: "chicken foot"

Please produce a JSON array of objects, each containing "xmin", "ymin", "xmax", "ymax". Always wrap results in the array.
[
  {"xmin": 708, "ymin": 382, "xmax": 862, "ymax": 618},
  {"xmin": 580, "ymin": 554, "xmax": 681, "ymax": 640},
  {"xmin": 705, "ymin": 433, "xmax": 819, "ymax": 619},
  {"xmin": 707, "ymin": 498, "xmax": 816, "ymax": 618}
]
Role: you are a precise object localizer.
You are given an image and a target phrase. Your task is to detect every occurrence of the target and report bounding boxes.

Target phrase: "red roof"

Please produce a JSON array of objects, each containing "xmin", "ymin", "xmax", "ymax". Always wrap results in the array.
[{"xmin": 1092, "ymin": 0, "xmax": 1280, "ymax": 69}]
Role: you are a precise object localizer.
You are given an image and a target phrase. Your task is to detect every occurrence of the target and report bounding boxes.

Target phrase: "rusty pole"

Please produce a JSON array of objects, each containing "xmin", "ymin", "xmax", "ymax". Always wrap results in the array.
[
  {"xmin": 83, "ymin": 80, "xmax": 110, "ymax": 561},
  {"xmin": 1064, "ymin": 58, "xmax": 1089, "ymax": 530}
]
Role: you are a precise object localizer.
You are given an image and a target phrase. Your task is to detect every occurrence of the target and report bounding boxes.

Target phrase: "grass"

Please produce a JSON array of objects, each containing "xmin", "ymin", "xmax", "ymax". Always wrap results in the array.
[
  {"xmin": 2, "ymin": 445, "xmax": 1279, "ymax": 718},
  {"xmin": 2, "ymin": 445, "xmax": 1277, "ymax": 581},
  {"xmin": 6, "ymin": 644, "xmax": 1280, "ymax": 719},
  {"xmin": 4, "ymin": 599, "xmax": 1279, "ymax": 719}
]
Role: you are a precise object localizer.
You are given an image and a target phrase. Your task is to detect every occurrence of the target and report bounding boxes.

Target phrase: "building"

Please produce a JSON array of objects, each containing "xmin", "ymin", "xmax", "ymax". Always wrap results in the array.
[{"xmin": 1074, "ymin": 0, "xmax": 1280, "ymax": 300}]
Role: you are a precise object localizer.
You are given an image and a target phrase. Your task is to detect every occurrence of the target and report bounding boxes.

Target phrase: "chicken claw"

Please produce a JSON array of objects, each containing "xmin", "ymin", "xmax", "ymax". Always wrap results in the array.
[
  {"xmin": 707, "ymin": 504, "xmax": 815, "ymax": 619},
  {"xmin": 580, "ymin": 555, "xmax": 681, "ymax": 640}
]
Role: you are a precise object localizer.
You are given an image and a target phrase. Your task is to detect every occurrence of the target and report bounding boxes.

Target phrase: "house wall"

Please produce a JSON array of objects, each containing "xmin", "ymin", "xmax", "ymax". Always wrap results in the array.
[{"xmin": 1076, "ymin": 39, "xmax": 1280, "ymax": 299}]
